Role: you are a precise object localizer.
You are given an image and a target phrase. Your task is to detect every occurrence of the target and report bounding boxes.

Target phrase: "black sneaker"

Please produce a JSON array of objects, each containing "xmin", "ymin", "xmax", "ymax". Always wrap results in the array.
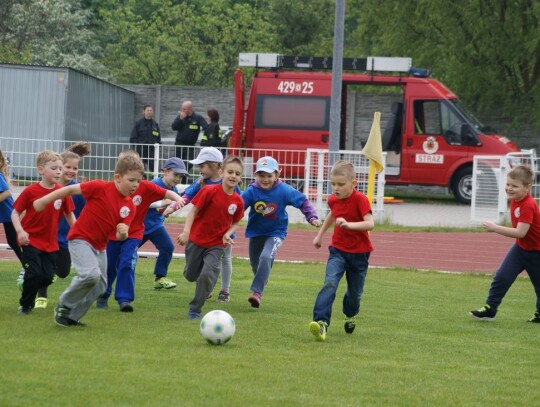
[
  {"xmin": 527, "ymin": 311, "xmax": 540, "ymax": 323},
  {"xmin": 344, "ymin": 315, "xmax": 356, "ymax": 334},
  {"xmin": 55, "ymin": 314, "xmax": 86, "ymax": 327},
  {"xmin": 18, "ymin": 306, "xmax": 31, "ymax": 315},
  {"xmin": 470, "ymin": 305, "xmax": 496, "ymax": 321},
  {"xmin": 119, "ymin": 302, "xmax": 134, "ymax": 313}
]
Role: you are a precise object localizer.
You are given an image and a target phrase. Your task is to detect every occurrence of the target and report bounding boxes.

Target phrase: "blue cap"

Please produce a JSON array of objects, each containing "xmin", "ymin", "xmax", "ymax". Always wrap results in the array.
[
  {"xmin": 162, "ymin": 157, "xmax": 188, "ymax": 174},
  {"xmin": 255, "ymin": 156, "xmax": 279, "ymax": 173}
]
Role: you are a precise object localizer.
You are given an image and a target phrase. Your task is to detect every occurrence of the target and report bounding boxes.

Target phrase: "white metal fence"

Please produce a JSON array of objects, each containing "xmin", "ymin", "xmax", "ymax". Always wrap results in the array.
[
  {"xmin": 0, "ymin": 137, "xmax": 385, "ymax": 221},
  {"xmin": 471, "ymin": 150, "xmax": 539, "ymax": 223}
]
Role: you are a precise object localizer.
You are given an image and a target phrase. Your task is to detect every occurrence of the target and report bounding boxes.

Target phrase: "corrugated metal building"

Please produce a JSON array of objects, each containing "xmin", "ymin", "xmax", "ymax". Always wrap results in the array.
[{"xmin": 0, "ymin": 63, "xmax": 135, "ymax": 178}]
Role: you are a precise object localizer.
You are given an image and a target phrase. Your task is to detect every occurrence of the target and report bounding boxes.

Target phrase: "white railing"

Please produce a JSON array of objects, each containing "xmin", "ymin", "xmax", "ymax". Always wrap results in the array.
[
  {"xmin": 0, "ymin": 137, "xmax": 385, "ymax": 222},
  {"xmin": 471, "ymin": 150, "xmax": 539, "ymax": 223}
]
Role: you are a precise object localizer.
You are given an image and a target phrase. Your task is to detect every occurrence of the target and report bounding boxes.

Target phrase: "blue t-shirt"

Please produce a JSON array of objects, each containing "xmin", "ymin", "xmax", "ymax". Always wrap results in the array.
[
  {"xmin": 143, "ymin": 177, "xmax": 180, "ymax": 236},
  {"xmin": 58, "ymin": 180, "xmax": 86, "ymax": 249},
  {"xmin": 0, "ymin": 172, "xmax": 14, "ymax": 223},
  {"xmin": 242, "ymin": 181, "xmax": 308, "ymax": 239}
]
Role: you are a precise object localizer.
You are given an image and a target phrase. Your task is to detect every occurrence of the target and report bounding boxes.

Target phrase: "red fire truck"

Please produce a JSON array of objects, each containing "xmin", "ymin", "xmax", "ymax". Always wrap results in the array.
[{"xmin": 229, "ymin": 53, "xmax": 521, "ymax": 203}]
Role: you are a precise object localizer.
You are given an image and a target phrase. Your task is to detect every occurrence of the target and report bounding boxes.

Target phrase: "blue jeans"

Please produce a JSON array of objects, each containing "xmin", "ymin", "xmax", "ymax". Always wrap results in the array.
[
  {"xmin": 487, "ymin": 243, "xmax": 540, "ymax": 311},
  {"xmin": 249, "ymin": 236, "xmax": 283, "ymax": 295},
  {"xmin": 313, "ymin": 246, "xmax": 370, "ymax": 327},
  {"xmin": 140, "ymin": 226, "xmax": 174, "ymax": 278},
  {"xmin": 104, "ymin": 238, "xmax": 140, "ymax": 304}
]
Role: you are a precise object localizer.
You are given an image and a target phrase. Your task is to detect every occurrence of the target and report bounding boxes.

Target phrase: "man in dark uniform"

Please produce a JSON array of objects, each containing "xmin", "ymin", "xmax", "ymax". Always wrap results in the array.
[
  {"xmin": 172, "ymin": 101, "xmax": 208, "ymax": 164},
  {"xmin": 130, "ymin": 104, "xmax": 161, "ymax": 173}
]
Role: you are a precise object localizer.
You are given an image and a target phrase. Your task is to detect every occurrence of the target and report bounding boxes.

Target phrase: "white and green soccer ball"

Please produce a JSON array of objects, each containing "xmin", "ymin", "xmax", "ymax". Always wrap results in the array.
[{"xmin": 200, "ymin": 310, "xmax": 236, "ymax": 345}]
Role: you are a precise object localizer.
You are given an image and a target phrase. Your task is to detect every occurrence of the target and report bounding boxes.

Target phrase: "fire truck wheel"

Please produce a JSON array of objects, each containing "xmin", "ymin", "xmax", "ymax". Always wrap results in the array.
[{"xmin": 451, "ymin": 167, "xmax": 472, "ymax": 204}]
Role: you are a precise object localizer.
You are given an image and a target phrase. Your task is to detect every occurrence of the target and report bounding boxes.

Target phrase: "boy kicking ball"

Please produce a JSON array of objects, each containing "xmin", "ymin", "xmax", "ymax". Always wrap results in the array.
[{"xmin": 309, "ymin": 160, "xmax": 374, "ymax": 341}]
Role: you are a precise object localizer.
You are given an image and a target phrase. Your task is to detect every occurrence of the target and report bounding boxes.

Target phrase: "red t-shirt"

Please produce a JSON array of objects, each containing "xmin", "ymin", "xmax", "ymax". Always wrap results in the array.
[
  {"xmin": 109, "ymin": 180, "xmax": 167, "ymax": 241},
  {"xmin": 510, "ymin": 193, "xmax": 540, "ymax": 251},
  {"xmin": 190, "ymin": 184, "xmax": 244, "ymax": 248},
  {"xmin": 13, "ymin": 183, "xmax": 74, "ymax": 252},
  {"xmin": 328, "ymin": 189, "xmax": 373, "ymax": 254},
  {"xmin": 68, "ymin": 180, "xmax": 136, "ymax": 251}
]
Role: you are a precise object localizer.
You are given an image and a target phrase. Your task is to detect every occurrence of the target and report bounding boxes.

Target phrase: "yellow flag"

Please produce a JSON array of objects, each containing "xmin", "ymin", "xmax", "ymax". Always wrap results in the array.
[{"xmin": 362, "ymin": 112, "xmax": 384, "ymax": 173}]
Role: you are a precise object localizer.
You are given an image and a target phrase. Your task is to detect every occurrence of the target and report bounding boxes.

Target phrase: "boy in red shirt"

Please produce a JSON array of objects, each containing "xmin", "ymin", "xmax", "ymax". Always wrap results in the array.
[
  {"xmin": 470, "ymin": 165, "xmax": 540, "ymax": 323},
  {"xmin": 309, "ymin": 160, "xmax": 374, "ymax": 341},
  {"xmin": 34, "ymin": 154, "xmax": 144, "ymax": 327},
  {"xmin": 12, "ymin": 150, "xmax": 75, "ymax": 315},
  {"xmin": 100, "ymin": 154, "xmax": 186, "ymax": 312},
  {"xmin": 177, "ymin": 156, "xmax": 245, "ymax": 319}
]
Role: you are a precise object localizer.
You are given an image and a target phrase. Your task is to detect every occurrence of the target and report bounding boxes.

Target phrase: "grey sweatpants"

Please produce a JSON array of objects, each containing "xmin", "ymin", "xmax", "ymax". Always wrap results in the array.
[
  {"xmin": 184, "ymin": 241, "xmax": 224, "ymax": 314},
  {"xmin": 59, "ymin": 239, "xmax": 107, "ymax": 322}
]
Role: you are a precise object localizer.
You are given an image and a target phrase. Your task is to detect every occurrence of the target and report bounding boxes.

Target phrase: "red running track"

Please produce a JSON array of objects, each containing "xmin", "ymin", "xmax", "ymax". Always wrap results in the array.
[{"xmin": 0, "ymin": 224, "xmax": 509, "ymax": 274}]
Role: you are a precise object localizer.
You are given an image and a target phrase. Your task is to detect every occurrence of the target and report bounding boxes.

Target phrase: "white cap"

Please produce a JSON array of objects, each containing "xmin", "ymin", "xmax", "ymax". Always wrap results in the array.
[{"xmin": 189, "ymin": 147, "xmax": 224, "ymax": 164}]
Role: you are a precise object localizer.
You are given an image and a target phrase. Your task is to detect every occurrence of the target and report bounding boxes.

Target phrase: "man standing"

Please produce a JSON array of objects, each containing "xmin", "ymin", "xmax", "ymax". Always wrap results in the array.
[
  {"xmin": 130, "ymin": 105, "xmax": 161, "ymax": 173},
  {"xmin": 172, "ymin": 101, "xmax": 208, "ymax": 164}
]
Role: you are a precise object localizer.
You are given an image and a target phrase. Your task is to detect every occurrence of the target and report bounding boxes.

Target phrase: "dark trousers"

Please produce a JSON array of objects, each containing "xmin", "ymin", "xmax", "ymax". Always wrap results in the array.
[
  {"xmin": 19, "ymin": 245, "xmax": 57, "ymax": 309},
  {"xmin": 487, "ymin": 243, "xmax": 540, "ymax": 311},
  {"xmin": 37, "ymin": 247, "xmax": 71, "ymax": 298},
  {"xmin": 3, "ymin": 221, "xmax": 23, "ymax": 265}
]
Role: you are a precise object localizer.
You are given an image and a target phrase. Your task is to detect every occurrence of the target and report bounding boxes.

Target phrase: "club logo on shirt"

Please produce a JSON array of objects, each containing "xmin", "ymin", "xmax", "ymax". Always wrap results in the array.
[
  {"xmin": 119, "ymin": 206, "xmax": 131, "ymax": 218},
  {"xmin": 53, "ymin": 199, "xmax": 62, "ymax": 210},
  {"xmin": 254, "ymin": 201, "xmax": 277, "ymax": 217},
  {"xmin": 514, "ymin": 207, "xmax": 520, "ymax": 218},
  {"xmin": 132, "ymin": 195, "xmax": 142, "ymax": 206},
  {"xmin": 228, "ymin": 204, "xmax": 238, "ymax": 215}
]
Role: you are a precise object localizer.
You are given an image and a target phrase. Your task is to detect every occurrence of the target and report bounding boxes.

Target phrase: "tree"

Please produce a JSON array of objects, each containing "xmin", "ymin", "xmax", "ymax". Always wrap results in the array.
[{"xmin": 0, "ymin": 0, "xmax": 109, "ymax": 78}]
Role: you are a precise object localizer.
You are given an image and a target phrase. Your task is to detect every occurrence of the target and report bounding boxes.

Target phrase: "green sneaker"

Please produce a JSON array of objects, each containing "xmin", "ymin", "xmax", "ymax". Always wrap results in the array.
[
  {"xmin": 527, "ymin": 311, "xmax": 540, "ymax": 323},
  {"xmin": 470, "ymin": 304, "xmax": 496, "ymax": 321},
  {"xmin": 344, "ymin": 315, "xmax": 356, "ymax": 334},
  {"xmin": 154, "ymin": 277, "xmax": 177, "ymax": 290},
  {"xmin": 309, "ymin": 321, "xmax": 328, "ymax": 341},
  {"xmin": 35, "ymin": 297, "xmax": 48, "ymax": 309}
]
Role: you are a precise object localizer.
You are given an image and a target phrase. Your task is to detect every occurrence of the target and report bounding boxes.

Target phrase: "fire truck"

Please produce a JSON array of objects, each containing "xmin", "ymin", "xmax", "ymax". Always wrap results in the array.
[{"xmin": 229, "ymin": 53, "xmax": 521, "ymax": 203}]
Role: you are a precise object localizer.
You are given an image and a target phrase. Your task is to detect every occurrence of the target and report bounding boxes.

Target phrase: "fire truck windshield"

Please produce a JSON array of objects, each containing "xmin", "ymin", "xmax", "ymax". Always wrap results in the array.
[{"xmin": 451, "ymin": 99, "xmax": 497, "ymax": 134}]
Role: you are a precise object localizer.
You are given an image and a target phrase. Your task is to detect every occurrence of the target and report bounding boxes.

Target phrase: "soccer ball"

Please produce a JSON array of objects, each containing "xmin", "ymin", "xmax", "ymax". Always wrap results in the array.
[{"xmin": 200, "ymin": 310, "xmax": 236, "ymax": 345}]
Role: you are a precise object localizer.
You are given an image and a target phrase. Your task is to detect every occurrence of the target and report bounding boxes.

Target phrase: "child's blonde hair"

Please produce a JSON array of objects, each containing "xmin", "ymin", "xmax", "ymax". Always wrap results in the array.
[
  {"xmin": 61, "ymin": 142, "xmax": 91, "ymax": 164},
  {"xmin": 508, "ymin": 165, "xmax": 534, "ymax": 186},
  {"xmin": 196, "ymin": 161, "xmax": 222, "ymax": 187},
  {"xmin": 118, "ymin": 149, "xmax": 140, "ymax": 160},
  {"xmin": 331, "ymin": 160, "xmax": 356, "ymax": 180},
  {"xmin": 0, "ymin": 149, "xmax": 8, "ymax": 181},
  {"xmin": 115, "ymin": 154, "xmax": 145, "ymax": 176},
  {"xmin": 36, "ymin": 150, "xmax": 62, "ymax": 168},
  {"xmin": 222, "ymin": 155, "xmax": 244, "ymax": 187}
]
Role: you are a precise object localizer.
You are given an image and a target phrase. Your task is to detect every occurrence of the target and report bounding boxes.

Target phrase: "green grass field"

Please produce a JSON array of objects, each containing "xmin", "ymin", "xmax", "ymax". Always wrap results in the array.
[{"xmin": 1, "ymin": 258, "xmax": 539, "ymax": 406}]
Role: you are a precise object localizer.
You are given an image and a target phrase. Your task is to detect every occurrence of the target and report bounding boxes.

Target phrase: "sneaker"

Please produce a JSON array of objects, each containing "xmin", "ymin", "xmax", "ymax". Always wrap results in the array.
[
  {"xmin": 469, "ymin": 304, "xmax": 496, "ymax": 321},
  {"xmin": 188, "ymin": 309, "xmax": 202, "ymax": 320},
  {"xmin": 18, "ymin": 306, "xmax": 31, "ymax": 315},
  {"xmin": 96, "ymin": 296, "xmax": 108, "ymax": 309},
  {"xmin": 309, "ymin": 321, "xmax": 328, "ymax": 341},
  {"xmin": 54, "ymin": 304, "xmax": 70, "ymax": 318},
  {"xmin": 35, "ymin": 297, "xmax": 48, "ymax": 309},
  {"xmin": 344, "ymin": 315, "xmax": 356, "ymax": 334},
  {"xmin": 16, "ymin": 269, "xmax": 25, "ymax": 292},
  {"xmin": 527, "ymin": 311, "xmax": 540, "ymax": 323},
  {"xmin": 55, "ymin": 314, "xmax": 86, "ymax": 327},
  {"xmin": 154, "ymin": 277, "xmax": 177, "ymax": 290},
  {"xmin": 217, "ymin": 290, "xmax": 230, "ymax": 303},
  {"xmin": 248, "ymin": 292, "xmax": 261, "ymax": 308},
  {"xmin": 119, "ymin": 302, "xmax": 134, "ymax": 313}
]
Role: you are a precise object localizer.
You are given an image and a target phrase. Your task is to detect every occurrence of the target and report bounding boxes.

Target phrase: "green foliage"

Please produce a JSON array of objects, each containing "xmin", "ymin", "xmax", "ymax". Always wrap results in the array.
[{"xmin": 1, "ymin": 259, "xmax": 539, "ymax": 406}]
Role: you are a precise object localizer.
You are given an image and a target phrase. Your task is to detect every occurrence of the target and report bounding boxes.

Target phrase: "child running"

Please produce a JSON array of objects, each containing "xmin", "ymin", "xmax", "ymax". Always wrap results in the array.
[
  {"xmin": 309, "ymin": 160, "xmax": 374, "ymax": 341},
  {"xmin": 242, "ymin": 156, "xmax": 320, "ymax": 308},
  {"xmin": 34, "ymin": 142, "xmax": 90, "ymax": 309},
  {"xmin": 140, "ymin": 157, "xmax": 188, "ymax": 289},
  {"xmin": 99, "ymin": 151, "xmax": 185, "ymax": 312},
  {"xmin": 33, "ymin": 154, "xmax": 143, "ymax": 327},
  {"xmin": 177, "ymin": 155, "xmax": 244, "ymax": 319},
  {"xmin": 180, "ymin": 147, "xmax": 240, "ymax": 303},
  {"xmin": 12, "ymin": 150, "xmax": 75, "ymax": 315},
  {"xmin": 0, "ymin": 149, "xmax": 24, "ymax": 271},
  {"xmin": 470, "ymin": 165, "xmax": 540, "ymax": 323}
]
